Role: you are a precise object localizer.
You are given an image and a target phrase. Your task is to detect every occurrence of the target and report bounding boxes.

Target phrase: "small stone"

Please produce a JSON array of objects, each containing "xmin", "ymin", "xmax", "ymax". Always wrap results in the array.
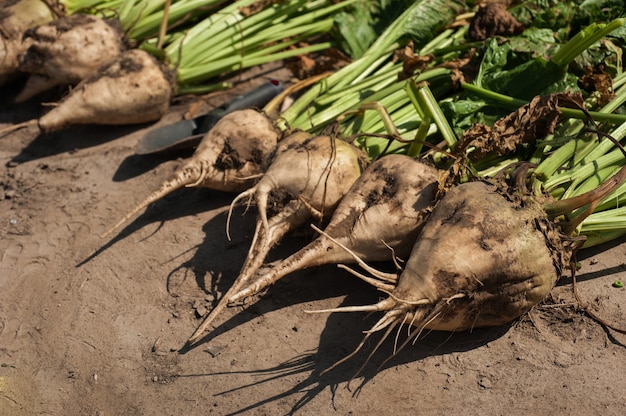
[
  {"xmin": 195, "ymin": 304, "xmax": 208, "ymax": 318},
  {"xmin": 478, "ymin": 377, "xmax": 492, "ymax": 389},
  {"xmin": 204, "ymin": 344, "xmax": 226, "ymax": 358}
]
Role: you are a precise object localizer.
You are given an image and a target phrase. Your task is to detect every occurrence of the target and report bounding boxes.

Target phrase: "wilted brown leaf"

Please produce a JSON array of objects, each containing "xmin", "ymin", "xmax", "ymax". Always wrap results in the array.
[
  {"xmin": 579, "ymin": 71, "xmax": 614, "ymax": 107},
  {"xmin": 239, "ymin": 0, "xmax": 277, "ymax": 16},
  {"xmin": 457, "ymin": 92, "xmax": 585, "ymax": 161},
  {"xmin": 394, "ymin": 41, "xmax": 435, "ymax": 80},
  {"xmin": 285, "ymin": 47, "xmax": 351, "ymax": 79}
]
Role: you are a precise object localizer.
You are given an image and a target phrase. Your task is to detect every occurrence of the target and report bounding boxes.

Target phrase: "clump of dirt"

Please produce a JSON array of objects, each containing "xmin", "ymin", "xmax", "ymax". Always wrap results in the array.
[{"xmin": 469, "ymin": 1, "xmax": 524, "ymax": 41}]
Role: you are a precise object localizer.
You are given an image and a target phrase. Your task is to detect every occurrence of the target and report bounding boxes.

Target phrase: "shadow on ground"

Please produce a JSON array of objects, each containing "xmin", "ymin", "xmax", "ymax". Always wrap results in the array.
[
  {"xmin": 167, "ymin": 210, "xmax": 512, "ymax": 415},
  {"xmin": 174, "ymin": 279, "xmax": 510, "ymax": 415}
]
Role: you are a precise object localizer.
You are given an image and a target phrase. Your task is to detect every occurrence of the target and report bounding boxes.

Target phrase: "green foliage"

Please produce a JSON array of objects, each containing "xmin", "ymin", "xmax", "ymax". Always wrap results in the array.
[
  {"xmin": 474, "ymin": 37, "xmax": 572, "ymax": 100},
  {"xmin": 510, "ymin": 0, "xmax": 625, "ymax": 39},
  {"xmin": 440, "ymin": 99, "xmax": 490, "ymax": 136},
  {"xmin": 333, "ymin": 0, "xmax": 408, "ymax": 59}
]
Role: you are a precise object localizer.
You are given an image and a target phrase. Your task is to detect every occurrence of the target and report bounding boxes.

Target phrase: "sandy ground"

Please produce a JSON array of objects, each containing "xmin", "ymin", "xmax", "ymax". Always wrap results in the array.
[{"xmin": 1, "ymin": 68, "xmax": 625, "ymax": 416}]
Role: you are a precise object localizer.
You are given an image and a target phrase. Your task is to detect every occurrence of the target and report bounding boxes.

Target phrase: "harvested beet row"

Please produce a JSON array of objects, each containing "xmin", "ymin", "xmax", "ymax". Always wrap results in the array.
[
  {"xmin": 101, "ymin": 108, "xmax": 281, "ymax": 239},
  {"xmin": 311, "ymin": 180, "xmax": 579, "ymax": 373},
  {"xmin": 187, "ymin": 134, "xmax": 368, "ymax": 344},
  {"xmin": 1, "ymin": 48, "xmax": 174, "ymax": 137},
  {"xmin": 100, "ymin": 75, "xmax": 338, "ymax": 240},
  {"xmin": 40, "ymin": 48, "xmax": 172, "ymax": 130},
  {"xmin": 231, "ymin": 154, "xmax": 439, "ymax": 299},
  {"xmin": 187, "ymin": 154, "xmax": 437, "ymax": 345},
  {"xmin": 15, "ymin": 13, "xmax": 127, "ymax": 102},
  {"xmin": 0, "ymin": 0, "xmax": 55, "ymax": 85}
]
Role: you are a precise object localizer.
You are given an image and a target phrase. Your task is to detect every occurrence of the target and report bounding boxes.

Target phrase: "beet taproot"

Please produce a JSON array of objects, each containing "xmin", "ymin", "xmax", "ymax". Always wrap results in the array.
[
  {"xmin": 102, "ymin": 108, "xmax": 281, "ymax": 239},
  {"xmin": 15, "ymin": 13, "xmax": 126, "ymax": 102},
  {"xmin": 0, "ymin": 48, "xmax": 173, "ymax": 138},
  {"xmin": 228, "ymin": 154, "xmax": 439, "ymax": 304},
  {"xmin": 0, "ymin": 0, "xmax": 55, "ymax": 85},
  {"xmin": 314, "ymin": 180, "xmax": 574, "ymax": 372}
]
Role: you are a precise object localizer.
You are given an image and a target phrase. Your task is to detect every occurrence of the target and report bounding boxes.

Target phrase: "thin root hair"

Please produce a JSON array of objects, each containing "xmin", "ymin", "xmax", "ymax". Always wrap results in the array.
[
  {"xmin": 349, "ymin": 320, "xmax": 400, "ymax": 384},
  {"xmin": 226, "ymin": 186, "xmax": 257, "ymax": 240},
  {"xmin": 318, "ymin": 134, "xmax": 338, "ymax": 221},
  {"xmin": 186, "ymin": 161, "xmax": 208, "ymax": 187},
  {"xmin": 310, "ymin": 223, "xmax": 397, "ymax": 283},
  {"xmin": 336, "ymin": 264, "xmax": 395, "ymax": 291},
  {"xmin": 367, "ymin": 308, "xmax": 404, "ymax": 333},
  {"xmin": 385, "ymin": 289, "xmax": 431, "ymax": 306},
  {"xmin": 376, "ymin": 308, "xmax": 441, "ymax": 373},
  {"xmin": 296, "ymin": 196, "xmax": 325, "ymax": 222},
  {"xmin": 321, "ymin": 331, "xmax": 373, "ymax": 376},
  {"xmin": 380, "ymin": 239, "xmax": 404, "ymax": 271},
  {"xmin": 235, "ymin": 172, "xmax": 264, "ymax": 182},
  {"xmin": 304, "ymin": 296, "xmax": 396, "ymax": 315},
  {"xmin": 0, "ymin": 120, "xmax": 38, "ymax": 139},
  {"xmin": 394, "ymin": 313, "xmax": 411, "ymax": 355}
]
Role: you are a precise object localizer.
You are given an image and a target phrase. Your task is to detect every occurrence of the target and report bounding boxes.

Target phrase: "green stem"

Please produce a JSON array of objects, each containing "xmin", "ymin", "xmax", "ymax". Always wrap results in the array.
[
  {"xmin": 406, "ymin": 79, "xmax": 457, "ymax": 150},
  {"xmin": 281, "ymin": 0, "xmax": 466, "ymax": 125},
  {"xmin": 461, "ymin": 82, "xmax": 626, "ymax": 125},
  {"xmin": 551, "ymin": 18, "xmax": 626, "ymax": 66},
  {"xmin": 177, "ymin": 41, "xmax": 331, "ymax": 85}
]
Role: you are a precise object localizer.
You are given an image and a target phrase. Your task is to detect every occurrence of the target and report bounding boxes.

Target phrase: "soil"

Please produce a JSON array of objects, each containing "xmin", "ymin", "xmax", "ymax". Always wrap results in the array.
[{"xmin": 1, "ymin": 66, "xmax": 625, "ymax": 416}]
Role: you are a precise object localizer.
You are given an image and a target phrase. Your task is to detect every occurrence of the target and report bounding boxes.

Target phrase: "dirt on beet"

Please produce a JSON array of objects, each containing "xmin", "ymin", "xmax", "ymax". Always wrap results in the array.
[{"xmin": 1, "ymin": 64, "xmax": 625, "ymax": 416}]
